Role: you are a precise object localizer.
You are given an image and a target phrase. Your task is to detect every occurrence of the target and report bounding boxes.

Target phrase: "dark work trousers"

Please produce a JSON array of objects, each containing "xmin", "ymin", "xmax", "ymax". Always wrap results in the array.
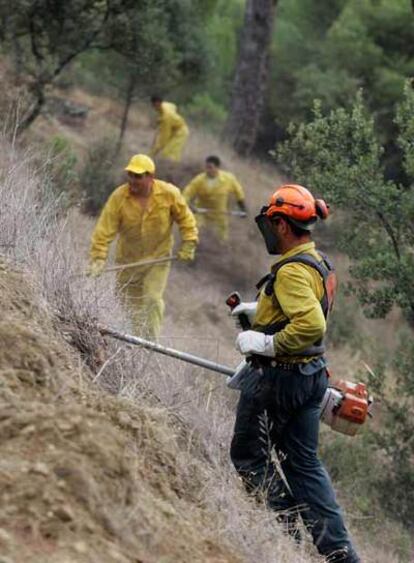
[{"xmin": 230, "ymin": 361, "xmax": 358, "ymax": 560}]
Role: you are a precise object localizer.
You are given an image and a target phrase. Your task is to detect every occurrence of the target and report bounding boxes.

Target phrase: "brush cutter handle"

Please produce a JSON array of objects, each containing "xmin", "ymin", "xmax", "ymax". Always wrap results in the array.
[{"xmin": 225, "ymin": 292, "xmax": 251, "ymax": 331}]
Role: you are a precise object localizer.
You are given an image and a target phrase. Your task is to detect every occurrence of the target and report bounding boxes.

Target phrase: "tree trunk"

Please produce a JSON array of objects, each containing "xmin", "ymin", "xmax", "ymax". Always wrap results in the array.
[
  {"xmin": 16, "ymin": 85, "xmax": 45, "ymax": 134},
  {"xmin": 223, "ymin": 0, "xmax": 278, "ymax": 156},
  {"xmin": 116, "ymin": 72, "xmax": 137, "ymax": 154}
]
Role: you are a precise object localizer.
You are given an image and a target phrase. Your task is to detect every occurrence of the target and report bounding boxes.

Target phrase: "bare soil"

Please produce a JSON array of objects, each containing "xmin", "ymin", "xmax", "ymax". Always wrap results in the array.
[{"xmin": 0, "ymin": 262, "xmax": 243, "ymax": 562}]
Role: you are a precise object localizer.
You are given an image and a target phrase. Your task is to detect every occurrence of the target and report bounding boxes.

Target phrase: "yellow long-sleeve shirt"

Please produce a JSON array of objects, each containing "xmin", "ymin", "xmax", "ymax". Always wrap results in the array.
[
  {"xmin": 253, "ymin": 242, "xmax": 327, "ymax": 361},
  {"xmin": 90, "ymin": 180, "xmax": 198, "ymax": 264},
  {"xmin": 152, "ymin": 102, "xmax": 188, "ymax": 155},
  {"xmin": 183, "ymin": 171, "xmax": 245, "ymax": 212}
]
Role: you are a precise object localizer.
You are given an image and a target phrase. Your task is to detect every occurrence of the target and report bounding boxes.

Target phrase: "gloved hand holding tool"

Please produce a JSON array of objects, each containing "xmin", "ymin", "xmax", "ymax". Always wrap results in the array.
[
  {"xmin": 226, "ymin": 291, "xmax": 275, "ymax": 385},
  {"xmin": 87, "ymin": 258, "xmax": 106, "ymax": 278},
  {"xmin": 237, "ymin": 200, "xmax": 248, "ymax": 217},
  {"xmin": 230, "ymin": 300, "xmax": 257, "ymax": 329},
  {"xmin": 226, "ymin": 292, "xmax": 252, "ymax": 330},
  {"xmin": 177, "ymin": 240, "xmax": 196, "ymax": 261},
  {"xmin": 235, "ymin": 330, "xmax": 275, "ymax": 357},
  {"xmin": 227, "ymin": 292, "xmax": 272, "ymax": 356}
]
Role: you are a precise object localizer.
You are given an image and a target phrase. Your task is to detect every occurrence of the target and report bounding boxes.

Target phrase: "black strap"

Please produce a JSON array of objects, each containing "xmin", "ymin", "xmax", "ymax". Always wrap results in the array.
[
  {"xmin": 255, "ymin": 252, "xmax": 335, "ymax": 357},
  {"xmin": 257, "ymin": 252, "xmax": 334, "ymax": 318}
]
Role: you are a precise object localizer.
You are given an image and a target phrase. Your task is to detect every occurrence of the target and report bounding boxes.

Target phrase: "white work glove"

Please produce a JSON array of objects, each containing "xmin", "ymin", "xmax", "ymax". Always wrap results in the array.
[
  {"xmin": 230, "ymin": 302, "xmax": 257, "ymax": 328},
  {"xmin": 235, "ymin": 330, "xmax": 275, "ymax": 357}
]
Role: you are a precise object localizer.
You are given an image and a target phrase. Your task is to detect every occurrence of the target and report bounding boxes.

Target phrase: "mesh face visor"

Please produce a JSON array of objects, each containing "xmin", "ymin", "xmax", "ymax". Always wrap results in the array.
[{"xmin": 255, "ymin": 207, "xmax": 280, "ymax": 255}]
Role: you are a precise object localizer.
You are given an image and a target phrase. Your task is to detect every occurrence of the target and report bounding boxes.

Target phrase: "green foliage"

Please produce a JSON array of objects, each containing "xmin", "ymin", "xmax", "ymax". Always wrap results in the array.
[
  {"xmin": 396, "ymin": 84, "xmax": 414, "ymax": 179},
  {"xmin": 79, "ymin": 138, "xmax": 118, "ymax": 216},
  {"xmin": 66, "ymin": 0, "xmax": 221, "ymax": 129},
  {"xmin": 320, "ymin": 427, "xmax": 413, "ymax": 558},
  {"xmin": 269, "ymin": 0, "xmax": 414, "ymax": 131},
  {"xmin": 0, "ymin": 0, "xmax": 128, "ymax": 129},
  {"xmin": 202, "ymin": 0, "xmax": 244, "ymax": 105},
  {"xmin": 325, "ymin": 291, "xmax": 358, "ymax": 348},
  {"xmin": 184, "ymin": 94, "xmax": 227, "ymax": 133},
  {"xmin": 363, "ymin": 334, "xmax": 414, "ymax": 532},
  {"xmin": 107, "ymin": 0, "xmax": 181, "ymax": 94},
  {"xmin": 278, "ymin": 85, "xmax": 414, "ymax": 535},
  {"xmin": 0, "ymin": 0, "xmax": 213, "ymax": 128},
  {"xmin": 277, "ymin": 85, "xmax": 414, "ymax": 321},
  {"xmin": 0, "ymin": 0, "xmax": 112, "ymax": 78}
]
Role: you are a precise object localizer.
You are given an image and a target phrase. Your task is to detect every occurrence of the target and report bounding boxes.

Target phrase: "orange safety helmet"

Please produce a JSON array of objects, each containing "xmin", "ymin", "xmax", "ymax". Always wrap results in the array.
[{"xmin": 265, "ymin": 184, "xmax": 329, "ymax": 230}]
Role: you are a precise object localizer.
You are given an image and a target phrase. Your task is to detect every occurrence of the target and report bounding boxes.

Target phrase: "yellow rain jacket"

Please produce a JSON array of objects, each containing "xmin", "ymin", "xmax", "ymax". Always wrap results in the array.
[
  {"xmin": 90, "ymin": 180, "xmax": 198, "ymax": 337},
  {"xmin": 183, "ymin": 171, "xmax": 245, "ymax": 241},
  {"xmin": 152, "ymin": 102, "xmax": 189, "ymax": 162},
  {"xmin": 253, "ymin": 242, "xmax": 326, "ymax": 362}
]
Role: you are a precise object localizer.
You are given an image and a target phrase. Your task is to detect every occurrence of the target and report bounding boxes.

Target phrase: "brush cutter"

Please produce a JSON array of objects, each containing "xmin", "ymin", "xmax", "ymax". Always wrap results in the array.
[{"xmin": 100, "ymin": 325, "xmax": 373, "ymax": 436}]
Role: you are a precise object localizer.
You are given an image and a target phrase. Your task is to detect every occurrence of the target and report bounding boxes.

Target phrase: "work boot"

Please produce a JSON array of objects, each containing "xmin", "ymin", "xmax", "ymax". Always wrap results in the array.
[{"xmin": 325, "ymin": 546, "xmax": 361, "ymax": 563}]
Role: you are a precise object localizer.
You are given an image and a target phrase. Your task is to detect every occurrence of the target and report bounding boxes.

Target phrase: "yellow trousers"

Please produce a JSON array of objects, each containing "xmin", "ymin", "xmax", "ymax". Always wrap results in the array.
[
  {"xmin": 117, "ymin": 263, "xmax": 170, "ymax": 339},
  {"xmin": 159, "ymin": 126, "xmax": 189, "ymax": 162},
  {"xmin": 196, "ymin": 214, "xmax": 229, "ymax": 242}
]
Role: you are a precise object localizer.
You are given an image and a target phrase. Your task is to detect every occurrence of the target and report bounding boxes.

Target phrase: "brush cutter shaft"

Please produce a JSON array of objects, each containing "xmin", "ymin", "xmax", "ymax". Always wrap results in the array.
[
  {"xmin": 100, "ymin": 326, "xmax": 371, "ymax": 436},
  {"xmin": 100, "ymin": 326, "xmax": 234, "ymax": 376}
]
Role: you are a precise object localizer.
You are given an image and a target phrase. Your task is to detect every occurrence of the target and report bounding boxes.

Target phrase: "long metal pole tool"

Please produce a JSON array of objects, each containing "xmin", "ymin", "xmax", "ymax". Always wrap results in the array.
[
  {"xmin": 193, "ymin": 207, "xmax": 247, "ymax": 218},
  {"xmin": 99, "ymin": 325, "xmax": 235, "ymax": 376},
  {"xmin": 102, "ymin": 255, "xmax": 177, "ymax": 274},
  {"xmin": 73, "ymin": 255, "xmax": 177, "ymax": 279}
]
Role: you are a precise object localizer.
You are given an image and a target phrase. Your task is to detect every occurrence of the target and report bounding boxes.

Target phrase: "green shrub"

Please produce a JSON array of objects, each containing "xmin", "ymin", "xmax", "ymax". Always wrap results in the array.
[
  {"xmin": 326, "ymin": 291, "xmax": 359, "ymax": 348},
  {"xmin": 185, "ymin": 93, "xmax": 227, "ymax": 133},
  {"xmin": 277, "ymin": 82, "xmax": 414, "ymax": 539},
  {"xmin": 365, "ymin": 335, "xmax": 414, "ymax": 532}
]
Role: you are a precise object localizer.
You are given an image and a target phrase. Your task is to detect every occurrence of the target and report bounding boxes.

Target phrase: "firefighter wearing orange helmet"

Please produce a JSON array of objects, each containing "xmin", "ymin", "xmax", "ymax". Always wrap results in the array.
[{"xmin": 229, "ymin": 184, "xmax": 360, "ymax": 563}]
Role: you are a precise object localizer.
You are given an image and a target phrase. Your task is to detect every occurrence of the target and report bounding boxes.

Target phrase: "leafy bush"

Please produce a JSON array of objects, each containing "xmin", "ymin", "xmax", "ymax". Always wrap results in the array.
[
  {"xmin": 365, "ymin": 335, "xmax": 414, "ymax": 531},
  {"xmin": 276, "ymin": 82, "xmax": 414, "ymax": 536},
  {"xmin": 185, "ymin": 93, "xmax": 227, "ymax": 132},
  {"xmin": 277, "ymin": 84, "xmax": 414, "ymax": 322},
  {"xmin": 325, "ymin": 291, "xmax": 358, "ymax": 348},
  {"xmin": 79, "ymin": 138, "xmax": 118, "ymax": 216}
]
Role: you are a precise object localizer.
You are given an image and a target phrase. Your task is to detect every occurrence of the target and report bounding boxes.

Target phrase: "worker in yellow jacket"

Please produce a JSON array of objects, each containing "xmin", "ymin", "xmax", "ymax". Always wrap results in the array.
[
  {"xmin": 150, "ymin": 95, "xmax": 189, "ymax": 162},
  {"xmin": 183, "ymin": 155, "xmax": 247, "ymax": 242},
  {"xmin": 88, "ymin": 154, "xmax": 198, "ymax": 338}
]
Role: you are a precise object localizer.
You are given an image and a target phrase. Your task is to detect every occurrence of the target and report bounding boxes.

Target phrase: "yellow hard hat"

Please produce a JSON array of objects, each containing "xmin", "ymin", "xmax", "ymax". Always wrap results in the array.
[{"xmin": 125, "ymin": 154, "xmax": 155, "ymax": 175}]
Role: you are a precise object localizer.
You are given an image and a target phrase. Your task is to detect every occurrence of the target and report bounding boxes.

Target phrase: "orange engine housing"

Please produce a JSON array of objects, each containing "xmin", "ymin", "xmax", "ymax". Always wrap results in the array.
[{"xmin": 334, "ymin": 380, "xmax": 369, "ymax": 425}]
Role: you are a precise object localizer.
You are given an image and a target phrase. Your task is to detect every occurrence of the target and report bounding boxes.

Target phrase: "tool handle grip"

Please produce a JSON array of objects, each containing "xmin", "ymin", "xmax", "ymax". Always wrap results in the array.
[
  {"xmin": 225, "ymin": 292, "xmax": 251, "ymax": 331},
  {"xmin": 238, "ymin": 313, "xmax": 251, "ymax": 331}
]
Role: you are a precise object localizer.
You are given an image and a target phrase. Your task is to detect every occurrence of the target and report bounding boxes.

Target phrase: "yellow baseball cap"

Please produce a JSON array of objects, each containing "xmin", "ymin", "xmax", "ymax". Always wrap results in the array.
[{"xmin": 125, "ymin": 154, "xmax": 155, "ymax": 175}]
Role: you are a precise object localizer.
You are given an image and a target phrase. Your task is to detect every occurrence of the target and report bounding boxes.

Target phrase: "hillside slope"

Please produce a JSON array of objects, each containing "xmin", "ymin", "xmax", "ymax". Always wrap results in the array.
[
  {"xmin": 0, "ymin": 262, "xmax": 247, "ymax": 562},
  {"xmin": 0, "ymin": 86, "xmax": 408, "ymax": 561},
  {"xmin": 0, "ymin": 140, "xmax": 320, "ymax": 563}
]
